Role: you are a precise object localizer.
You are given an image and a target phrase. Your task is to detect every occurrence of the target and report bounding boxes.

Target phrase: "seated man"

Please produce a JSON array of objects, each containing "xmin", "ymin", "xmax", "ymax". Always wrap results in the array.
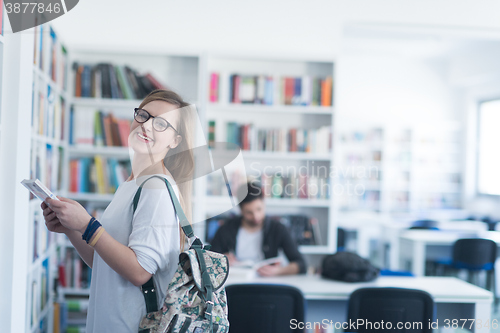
[{"xmin": 210, "ymin": 181, "xmax": 306, "ymax": 276}]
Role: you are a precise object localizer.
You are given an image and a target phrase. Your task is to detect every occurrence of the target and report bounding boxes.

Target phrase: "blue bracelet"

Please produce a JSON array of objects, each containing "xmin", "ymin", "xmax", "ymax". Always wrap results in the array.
[
  {"xmin": 82, "ymin": 217, "xmax": 96, "ymax": 240},
  {"xmin": 82, "ymin": 217, "xmax": 102, "ymax": 244},
  {"xmin": 86, "ymin": 221, "xmax": 101, "ymax": 243}
]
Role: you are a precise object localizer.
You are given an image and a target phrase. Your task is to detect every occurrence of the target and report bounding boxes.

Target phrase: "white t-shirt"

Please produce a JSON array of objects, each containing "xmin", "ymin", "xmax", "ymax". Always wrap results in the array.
[
  {"xmin": 235, "ymin": 227, "xmax": 264, "ymax": 263},
  {"xmin": 85, "ymin": 174, "xmax": 181, "ymax": 333}
]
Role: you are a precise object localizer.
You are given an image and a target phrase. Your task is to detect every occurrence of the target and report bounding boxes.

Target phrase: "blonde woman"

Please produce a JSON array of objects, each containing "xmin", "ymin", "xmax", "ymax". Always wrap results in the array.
[{"xmin": 42, "ymin": 90, "xmax": 195, "ymax": 332}]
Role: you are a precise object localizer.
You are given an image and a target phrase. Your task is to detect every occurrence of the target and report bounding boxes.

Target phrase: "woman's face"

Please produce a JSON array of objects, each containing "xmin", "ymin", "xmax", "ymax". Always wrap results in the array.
[{"xmin": 129, "ymin": 100, "xmax": 182, "ymax": 157}]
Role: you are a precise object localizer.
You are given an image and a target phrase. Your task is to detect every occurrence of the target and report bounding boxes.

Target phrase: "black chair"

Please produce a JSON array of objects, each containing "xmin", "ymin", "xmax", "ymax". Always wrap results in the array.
[
  {"xmin": 226, "ymin": 284, "xmax": 305, "ymax": 333},
  {"xmin": 347, "ymin": 287, "xmax": 434, "ymax": 333},
  {"xmin": 440, "ymin": 238, "xmax": 497, "ymax": 301}
]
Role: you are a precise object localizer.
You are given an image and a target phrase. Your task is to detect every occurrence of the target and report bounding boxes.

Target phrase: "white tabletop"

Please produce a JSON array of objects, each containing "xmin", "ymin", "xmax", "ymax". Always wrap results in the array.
[
  {"xmin": 400, "ymin": 230, "xmax": 500, "ymax": 245},
  {"xmin": 225, "ymin": 271, "xmax": 492, "ymax": 303}
]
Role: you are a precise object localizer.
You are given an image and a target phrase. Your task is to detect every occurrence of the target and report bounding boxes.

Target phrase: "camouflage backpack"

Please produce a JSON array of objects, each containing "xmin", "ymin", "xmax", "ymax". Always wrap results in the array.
[{"xmin": 132, "ymin": 176, "xmax": 230, "ymax": 333}]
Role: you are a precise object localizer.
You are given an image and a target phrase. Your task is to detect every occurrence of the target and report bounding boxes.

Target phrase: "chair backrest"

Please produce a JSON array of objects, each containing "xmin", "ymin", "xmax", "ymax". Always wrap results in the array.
[
  {"xmin": 337, "ymin": 227, "xmax": 346, "ymax": 251},
  {"xmin": 409, "ymin": 226, "xmax": 439, "ymax": 230},
  {"xmin": 347, "ymin": 287, "xmax": 434, "ymax": 333},
  {"xmin": 410, "ymin": 219, "xmax": 438, "ymax": 230},
  {"xmin": 226, "ymin": 284, "xmax": 305, "ymax": 333},
  {"xmin": 452, "ymin": 238, "xmax": 497, "ymax": 270}
]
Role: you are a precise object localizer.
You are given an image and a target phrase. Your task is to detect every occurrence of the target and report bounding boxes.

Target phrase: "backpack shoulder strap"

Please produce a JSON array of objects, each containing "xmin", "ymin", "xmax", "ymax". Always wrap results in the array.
[
  {"xmin": 131, "ymin": 175, "xmax": 201, "ymax": 314},
  {"xmin": 132, "ymin": 175, "xmax": 197, "ymax": 240}
]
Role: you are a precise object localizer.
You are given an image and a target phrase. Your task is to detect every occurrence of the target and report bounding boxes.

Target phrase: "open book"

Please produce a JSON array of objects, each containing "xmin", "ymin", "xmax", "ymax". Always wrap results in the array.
[
  {"xmin": 233, "ymin": 256, "xmax": 283, "ymax": 270},
  {"xmin": 21, "ymin": 179, "xmax": 60, "ymax": 202}
]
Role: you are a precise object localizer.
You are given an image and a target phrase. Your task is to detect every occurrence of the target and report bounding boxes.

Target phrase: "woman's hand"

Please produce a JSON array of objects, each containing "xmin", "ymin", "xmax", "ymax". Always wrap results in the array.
[
  {"xmin": 256, "ymin": 263, "xmax": 284, "ymax": 277},
  {"xmin": 41, "ymin": 201, "xmax": 71, "ymax": 234},
  {"xmin": 44, "ymin": 196, "xmax": 92, "ymax": 234}
]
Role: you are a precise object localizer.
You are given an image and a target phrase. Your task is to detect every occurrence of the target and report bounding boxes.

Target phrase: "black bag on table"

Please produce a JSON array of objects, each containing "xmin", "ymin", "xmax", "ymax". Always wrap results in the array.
[{"xmin": 321, "ymin": 251, "xmax": 380, "ymax": 282}]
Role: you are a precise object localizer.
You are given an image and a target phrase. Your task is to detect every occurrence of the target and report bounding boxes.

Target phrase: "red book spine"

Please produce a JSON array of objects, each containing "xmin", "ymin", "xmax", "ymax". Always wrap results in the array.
[
  {"xmin": 210, "ymin": 73, "xmax": 219, "ymax": 102},
  {"xmin": 285, "ymin": 77, "xmax": 294, "ymax": 105},
  {"xmin": 145, "ymin": 73, "xmax": 165, "ymax": 90},
  {"xmin": 70, "ymin": 160, "xmax": 77, "ymax": 192},
  {"xmin": 118, "ymin": 119, "xmax": 130, "ymax": 147},
  {"xmin": 233, "ymin": 75, "xmax": 241, "ymax": 104},
  {"xmin": 290, "ymin": 128, "xmax": 297, "ymax": 152},
  {"xmin": 58, "ymin": 264, "xmax": 66, "ymax": 287}
]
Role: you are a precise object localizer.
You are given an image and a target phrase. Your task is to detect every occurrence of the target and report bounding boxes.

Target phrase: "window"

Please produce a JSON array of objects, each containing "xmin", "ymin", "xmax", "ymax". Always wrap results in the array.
[{"xmin": 477, "ymin": 99, "xmax": 500, "ymax": 195}]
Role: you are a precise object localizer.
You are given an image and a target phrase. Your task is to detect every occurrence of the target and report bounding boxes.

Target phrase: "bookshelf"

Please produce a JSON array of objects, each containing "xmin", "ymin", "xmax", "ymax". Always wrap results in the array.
[
  {"xmin": 0, "ymin": 22, "xmax": 63, "ymax": 333},
  {"xmin": 336, "ymin": 122, "xmax": 463, "ymax": 215},
  {"xmin": 27, "ymin": 24, "xmax": 70, "ymax": 333},
  {"xmin": 202, "ymin": 54, "xmax": 337, "ymax": 254}
]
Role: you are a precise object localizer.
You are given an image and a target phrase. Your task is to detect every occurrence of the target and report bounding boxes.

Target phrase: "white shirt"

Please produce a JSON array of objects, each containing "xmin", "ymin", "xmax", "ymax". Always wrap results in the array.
[
  {"xmin": 235, "ymin": 227, "xmax": 264, "ymax": 263},
  {"xmin": 85, "ymin": 174, "xmax": 181, "ymax": 333}
]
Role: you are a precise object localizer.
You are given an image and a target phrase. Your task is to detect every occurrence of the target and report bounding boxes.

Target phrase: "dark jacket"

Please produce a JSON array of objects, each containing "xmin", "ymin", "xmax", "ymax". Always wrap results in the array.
[{"xmin": 210, "ymin": 216, "xmax": 307, "ymax": 274}]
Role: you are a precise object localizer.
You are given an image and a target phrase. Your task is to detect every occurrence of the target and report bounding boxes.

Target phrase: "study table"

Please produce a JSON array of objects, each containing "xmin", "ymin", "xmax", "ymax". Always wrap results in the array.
[
  {"xmin": 226, "ymin": 270, "xmax": 493, "ymax": 332},
  {"xmin": 384, "ymin": 221, "xmax": 488, "ymax": 270},
  {"xmin": 399, "ymin": 230, "xmax": 500, "ymax": 277}
]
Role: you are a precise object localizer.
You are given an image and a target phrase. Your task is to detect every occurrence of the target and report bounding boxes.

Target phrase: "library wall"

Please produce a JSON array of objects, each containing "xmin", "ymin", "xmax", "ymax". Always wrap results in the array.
[{"xmin": 336, "ymin": 54, "xmax": 458, "ymax": 125}]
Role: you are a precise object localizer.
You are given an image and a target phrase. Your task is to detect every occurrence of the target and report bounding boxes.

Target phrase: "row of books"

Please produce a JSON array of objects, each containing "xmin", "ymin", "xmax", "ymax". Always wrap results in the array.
[
  {"xmin": 30, "ymin": 143, "xmax": 64, "ymax": 194},
  {"xmin": 69, "ymin": 157, "xmax": 131, "ymax": 194},
  {"xmin": 33, "ymin": 212, "xmax": 55, "ymax": 263},
  {"xmin": 261, "ymin": 174, "xmax": 330, "ymax": 200},
  {"xmin": 340, "ymin": 190, "xmax": 381, "ymax": 211},
  {"xmin": 33, "ymin": 25, "xmax": 69, "ymax": 91},
  {"xmin": 340, "ymin": 128, "xmax": 383, "ymax": 144},
  {"xmin": 416, "ymin": 193, "xmax": 461, "ymax": 209},
  {"xmin": 32, "ymin": 84, "xmax": 67, "ymax": 140},
  {"xmin": 225, "ymin": 122, "xmax": 332, "ymax": 153},
  {"xmin": 70, "ymin": 109, "xmax": 132, "ymax": 147},
  {"xmin": 54, "ymin": 300, "xmax": 88, "ymax": 333},
  {"xmin": 343, "ymin": 152, "xmax": 382, "ymax": 165},
  {"xmin": 73, "ymin": 62, "xmax": 166, "ymax": 99},
  {"xmin": 59, "ymin": 248, "xmax": 91, "ymax": 289},
  {"xmin": 210, "ymin": 73, "xmax": 333, "ymax": 106},
  {"xmin": 31, "ymin": 258, "xmax": 51, "ymax": 329},
  {"xmin": 206, "ymin": 172, "xmax": 330, "ymax": 200}
]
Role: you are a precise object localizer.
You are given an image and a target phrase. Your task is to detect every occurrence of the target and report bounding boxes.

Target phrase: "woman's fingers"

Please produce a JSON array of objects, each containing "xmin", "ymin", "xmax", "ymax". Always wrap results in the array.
[
  {"xmin": 42, "ymin": 206, "xmax": 53, "ymax": 217},
  {"xmin": 45, "ymin": 211, "xmax": 57, "ymax": 220}
]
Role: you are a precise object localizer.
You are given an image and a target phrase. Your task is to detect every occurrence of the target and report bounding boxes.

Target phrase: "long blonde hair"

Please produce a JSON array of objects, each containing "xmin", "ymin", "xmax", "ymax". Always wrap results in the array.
[{"xmin": 138, "ymin": 89, "xmax": 195, "ymax": 250}]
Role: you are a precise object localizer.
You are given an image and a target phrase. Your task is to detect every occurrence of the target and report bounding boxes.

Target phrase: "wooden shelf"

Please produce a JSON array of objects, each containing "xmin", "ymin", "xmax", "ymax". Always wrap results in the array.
[
  {"xmin": 67, "ymin": 145, "xmax": 130, "ymax": 159},
  {"xmin": 58, "ymin": 287, "xmax": 91, "ymax": 296},
  {"xmin": 72, "ymin": 97, "xmax": 143, "ymax": 109},
  {"xmin": 206, "ymin": 196, "xmax": 330, "ymax": 207},
  {"xmin": 31, "ymin": 134, "xmax": 67, "ymax": 148},
  {"xmin": 241, "ymin": 150, "xmax": 332, "ymax": 161},
  {"xmin": 67, "ymin": 192, "xmax": 114, "ymax": 202},
  {"xmin": 208, "ymin": 103, "xmax": 333, "ymax": 115}
]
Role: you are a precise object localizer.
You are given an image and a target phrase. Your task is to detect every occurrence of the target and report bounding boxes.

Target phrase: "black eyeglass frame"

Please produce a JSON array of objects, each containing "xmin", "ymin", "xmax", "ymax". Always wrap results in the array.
[{"xmin": 134, "ymin": 108, "xmax": 179, "ymax": 134}]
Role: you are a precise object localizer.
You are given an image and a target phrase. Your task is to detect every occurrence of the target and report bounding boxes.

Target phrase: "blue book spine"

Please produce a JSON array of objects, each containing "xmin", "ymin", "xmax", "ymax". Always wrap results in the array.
[
  {"xmin": 228, "ymin": 75, "xmax": 233, "ymax": 103},
  {"xmin": 109, "ymin": 159, "xmax": 119, "ymax": 190},
  {"xmin": 81, "ymin": 158, "xmax": 89, "ymax": 192},
  {"xmin": 264, "ymin": 77, "xmax": 273, "ymax": 105},
  {"xmin": 294, "ymin": 78, "xmax": 301, "ymax": 105}
]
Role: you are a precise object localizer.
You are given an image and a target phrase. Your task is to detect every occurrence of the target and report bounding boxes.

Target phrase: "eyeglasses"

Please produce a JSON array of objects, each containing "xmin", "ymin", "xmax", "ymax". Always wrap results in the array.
[{"xmin": 134, "ymin": 108, "xmax": 179, "ymax": 133}]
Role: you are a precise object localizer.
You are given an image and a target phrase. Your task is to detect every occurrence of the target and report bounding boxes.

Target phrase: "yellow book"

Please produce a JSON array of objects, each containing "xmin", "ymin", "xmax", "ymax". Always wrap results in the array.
[
  {"xmin": 94, "ymin": 156, "xmax": 106, "ymax": 194},
  {"xmin": 53, "ymin": 302, "xmax": 60, "ymax": 333}
]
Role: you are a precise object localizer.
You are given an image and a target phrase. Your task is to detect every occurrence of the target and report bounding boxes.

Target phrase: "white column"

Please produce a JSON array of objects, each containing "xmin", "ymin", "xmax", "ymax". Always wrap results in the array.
[{"xmin": 0, "ymin": 28, "xmax": 35, "ymax": 333}]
